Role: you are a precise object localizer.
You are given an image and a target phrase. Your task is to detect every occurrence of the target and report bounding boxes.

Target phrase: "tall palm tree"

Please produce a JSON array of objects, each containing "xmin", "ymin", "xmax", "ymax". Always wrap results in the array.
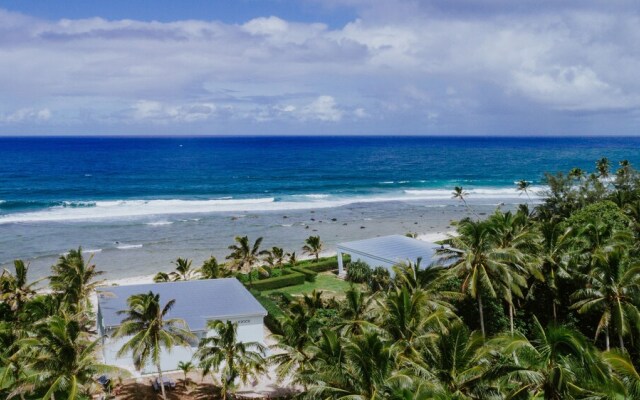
[
  {"xmin": 287, "ymin": 251, "xmax": 298, "ymax": 266},
  {"xmin": 571, "ymin": 246, "xmax": 640, "ymax": 351},
  {"xmin": 199, "ymin": 256, "xmax": 231, "ymax": 279},
  {"xmin": 415, "ymin": 322, "xmax": 496, "ymax": 398},
  {"xmin": 302, "ymin": 236, "xmax": 323, "ymax": 262},
  {"xmin": 309, "ymin": 330, "xmax": 401, "ymax": 399},
  {"xmin": 568, "ymin": 167, "xmax": 586, "ymax": 181},
  {"xmin": 596, "ymin": 157, "xmax": 610, "ymax": 179},
  {"xmin": 195, "ymin": 320, "xmax": 266, "ymax": 400},
  {"xmin": 338, "ymin": 287, "xmax": 377, "ymax": 335},
  {"xmin": 226, "ymin": 236, "xmax": 267, "ymax": 272},
  {"xmin": 439, "ymin": 218, "xmax": 518, "ymax": 337},
  {"xmin": 15, "ymin": 314, "xmax": 124, "ymax": 399},
  {"xmin": 516, "ymin": 179, "xmax": 532, "ymax": 204},
  {"xmin": 115, "ymin": 291, "xmax": 194, "ymax": 400},
  {"xmin": 49, "ymin": 248, "xmax": 104, "ymax": 315},
  {"xmin": 487, "ymin": 210, "xmax": 539, "ymax": 334},
  {"xmin": 170, "ymin": 258, "xmax": 199, "ymax": 281},
  {"xmin": 536, "ymin": 222, "xmax": 575, "ymax": 322},
  {"xmin": 0, "ymin": 260, "xmax": 38, "ymax": 313},
  {"xmin": 452, "ymin": 186, "xmax": 478, "ymax": 218},
  {"xmin": 264, "ymin": 246, "xmax": 286, "ymax": 268},
  {"xmin": 490, "ymin": 316, "xmax": 607, "ymax": 399}
]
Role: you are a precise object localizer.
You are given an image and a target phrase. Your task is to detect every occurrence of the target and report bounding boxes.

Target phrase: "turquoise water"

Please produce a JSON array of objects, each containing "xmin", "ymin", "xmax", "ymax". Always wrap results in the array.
[
  {"xmin": 1, "ymin": 136, "xmax": 639, "ymax": 278},
  {"xmin": 1, "ymin": 136, "xmax": 639, "ymax": 221}
]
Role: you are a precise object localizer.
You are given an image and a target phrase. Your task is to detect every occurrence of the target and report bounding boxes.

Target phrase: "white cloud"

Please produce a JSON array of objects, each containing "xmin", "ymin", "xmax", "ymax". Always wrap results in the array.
[
  {"xmin": 1, "ymin": 3, "xmax": 640, "ymax": 134},
  {"xmin": 300, "ymin": 96, "xmax": 343, "ymax": 122},
  {"xmin": 131, "ymin": 100, "xmax": 216, "ymax": 123},
  {"xmin": 1, "ymin": 107, "xmax": 52, "ymax": 123}
]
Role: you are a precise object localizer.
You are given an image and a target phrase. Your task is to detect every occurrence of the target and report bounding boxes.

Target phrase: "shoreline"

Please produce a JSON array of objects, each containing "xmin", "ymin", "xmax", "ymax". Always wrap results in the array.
[{"xmin": 98, "ymin": 230, "xmax": 454, "ymax": 288}]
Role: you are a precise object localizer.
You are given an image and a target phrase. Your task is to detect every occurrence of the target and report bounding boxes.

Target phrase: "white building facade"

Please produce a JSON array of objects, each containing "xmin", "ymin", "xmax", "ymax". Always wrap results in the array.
[{"xmin": 97, "ymin": 278, "xmax": 267, "ymax": 374}]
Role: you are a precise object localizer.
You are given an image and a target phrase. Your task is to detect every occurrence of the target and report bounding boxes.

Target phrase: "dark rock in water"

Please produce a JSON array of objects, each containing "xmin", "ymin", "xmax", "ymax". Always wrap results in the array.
[
  {"xmin": 305, "ymin": 226, "xmax": 310, "ymax": 229},
  {"xmin": 360, "ymin": 226, "xmax": 366, "ymax": 229},
  {"xmin": 311, "ymin": 210, "xmax": 315, "ymax": 213},
  {"xmin": 310, "ymin": 218, "xmax": 315, "ymax": 221},
  {"xmin": 479, "ymin": 212, "xmax": 486, "ymax": 215},
  {"xmin": 231, "ymin": 217, "xmax": 238, "ymax": 221},
  {"xmin": 414, "ymin": 222, "xmax": 418, "ymax": 224},
  {"xmin": 343, "ymin": 223, "xmax": 348, "ymax": 225},
  {"xmin": 313, "ymin": 229, "xmax": 318, "ymax": 232},
  {"xmin": 319, "ymin": 220, "xmax": 322, "ymax": 223},
  {"xmin": 331, "ymin": 218, "xmax": 337, "ymax": 221},
  {"xmin": 283, "ymin": 216, "xmax": 288, "ymax": 219}
]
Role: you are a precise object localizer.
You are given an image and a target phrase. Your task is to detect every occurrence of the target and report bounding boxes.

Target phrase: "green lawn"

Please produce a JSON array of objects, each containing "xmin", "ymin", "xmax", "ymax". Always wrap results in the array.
[{"xmin": 262, "ymin": 272, "xmax": 356, "ymax": 297}]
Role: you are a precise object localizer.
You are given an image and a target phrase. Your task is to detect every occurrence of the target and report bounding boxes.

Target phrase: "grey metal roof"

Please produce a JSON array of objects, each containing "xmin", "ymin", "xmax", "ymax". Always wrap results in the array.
[
  {"xmin": 337, "ymin": 235, "xmax": 442, "ymax": 266},
  {"xmin": 97, "ymin": 278, "xmax": 266, "ymax": 331}
]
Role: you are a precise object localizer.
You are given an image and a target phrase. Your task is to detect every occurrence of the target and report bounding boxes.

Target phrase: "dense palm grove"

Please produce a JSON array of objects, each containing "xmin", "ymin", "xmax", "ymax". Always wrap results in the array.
[{"xmin": 3, "ymin": 158, "xmax": 640, "ymax": 399}]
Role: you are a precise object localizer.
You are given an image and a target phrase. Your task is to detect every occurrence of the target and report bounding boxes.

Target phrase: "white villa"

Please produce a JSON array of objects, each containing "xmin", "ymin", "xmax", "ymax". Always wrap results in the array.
[
  {"xmin": 96, "ymin": 278, "xmax": 267, "ymax": 374},
  {"xmin": 337, "ymin": 234, "xmax": 443, "ymax": 277}
]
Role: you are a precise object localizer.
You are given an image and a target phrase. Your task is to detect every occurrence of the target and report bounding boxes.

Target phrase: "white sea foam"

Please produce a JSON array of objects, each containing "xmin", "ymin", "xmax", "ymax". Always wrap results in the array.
[
  {"xmin": 117, "ymin": 244, "xmax": 143, "ymax": 250},
  {"xmin": 0, "ymin": 187, "xmax": 543, "ymax": 224},
  {"xmin": 85, "ymin": 248, "xmax": 102, "ymax": 253},
  {"xmin": 146, "ymin": 221, "xmax": 173, "ymax": 226}
]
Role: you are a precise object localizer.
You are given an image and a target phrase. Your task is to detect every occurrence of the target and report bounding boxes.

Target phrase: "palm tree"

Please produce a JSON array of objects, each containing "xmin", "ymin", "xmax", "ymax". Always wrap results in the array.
[
  {"xmin": 490, "ymin": 316, "xmax": 607, "ymax": 399},
  {"xmin": 49, "ymin": 248, "xmax": 104, "ymax": 315},
  {"xmin": 302, "ymin": 236, "xmax": 323, "ymax": 262},
  {"xmin": 439, "ymin": 218, "xmax": 518, "ymax": 337},
  {"xmin": 287, "ymin": 251, "xmax": 298, "ymax": 266},
  {"xmin": 15, "ymin": 314, "xmax": 124, "ymax": 399},
  {"xmin": 226, "ymin": 236, "xmax": 268, "ymax": 287},
  {"xmin": 115, "ymin": 291, "xmax": 194, "ymax": 400},
  {"xmin": 568, "ymin": 167, "xmax": 585, "ymax": 181},
  {"xmin": 416, "ymin": 322, "xmax": 495, "ymax": 398},
  {"xmin": 487, "ymin": 210, "xmax": 539, "ymax": 334},
  {"xmin": 177, "ymin": 360, "xmax": 194, "ymax": 389},
  {"xmin": 570, "ymin": 246, "xmax": 640, "ymax": 351},
  {"xmin": 452, "ymin": 186, "xmax": 478, "ymax": 218},
  {"xmin": 338, "ymin": 287, "xmax": 377, "ymax": 335},
  {"xmin": 170, "ymin": 258, "xmax": 199, "ymax": 281},
  {"xmin": 195, "ymin": 320, "xmax": 266, "ymax": 400},
  {"xmin": 516, "ymin": 179, "xmax": 532, "ymax": 204},
  {"xmin": 264, "ymin": 246, "xmax": 286, "ymax": 268},
  {"xmin": 199, "ymin": 256, "xmax": 231, "ymax": 279},
  {"xmin": 596, "ymin": 157, "xmax": 610, "ymax": 179},
  {"xmin": 535, "ymin": 222, "xmax": 576, "ymax": 322},
  {"xmin": 0, "ymin": 260, "xmax": 38, "ymax": 313}
]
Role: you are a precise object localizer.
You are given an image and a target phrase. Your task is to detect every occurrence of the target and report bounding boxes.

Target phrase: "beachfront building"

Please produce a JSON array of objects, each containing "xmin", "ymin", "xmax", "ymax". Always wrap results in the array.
[
  {"xmin": 96, "ymin": 278, "xmax": 267, "ymax": 374},
  {"xmin": 336, "ymin": 234, "xmax": 442, "ymax": 277}
]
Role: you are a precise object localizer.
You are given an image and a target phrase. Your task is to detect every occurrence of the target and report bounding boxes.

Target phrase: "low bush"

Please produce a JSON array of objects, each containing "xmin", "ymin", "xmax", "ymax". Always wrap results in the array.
[
  {"xmin": 298, "ymin": 255, "xmax": 350, "ymax": 272},
  {"xmin": 248, "ymin": 271, "xmax": 305, "ymax": 291},
  {"xmin": 291, "ymin": 266, "xmax": 318, "ymax": 282},
  {"xmin": 347, "ymin": 260, "xmax": 372, "ymax": 283}
]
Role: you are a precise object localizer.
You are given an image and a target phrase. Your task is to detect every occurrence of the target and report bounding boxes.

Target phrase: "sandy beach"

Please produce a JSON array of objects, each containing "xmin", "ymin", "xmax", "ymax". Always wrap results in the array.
[{"xmin": 4, "ymin": 198, "xmax": 498, "ymax": 282}]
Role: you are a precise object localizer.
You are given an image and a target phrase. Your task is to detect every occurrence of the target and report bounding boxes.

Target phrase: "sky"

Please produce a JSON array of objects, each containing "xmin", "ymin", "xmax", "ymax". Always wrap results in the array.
[{"xmin": 0, "ymin": 0, "xmax": 639, "ymax": 136}]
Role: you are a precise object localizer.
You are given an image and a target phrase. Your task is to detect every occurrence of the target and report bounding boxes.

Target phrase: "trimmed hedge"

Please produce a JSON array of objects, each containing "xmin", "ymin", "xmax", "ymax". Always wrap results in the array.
[
  {"xmin": 247, "ymin": 271, "xmax": 305, "ymax": 291},
  {"xmin": 291, "ymin": 266, "xmax": 318, "ymax": 282},
  {"xmin": 299, "ymin": 255, "xmax": 350, "ymax": 273},
  {"xmin": 253, "ymin": 293, "xmax": 284, "ymax": 334}
]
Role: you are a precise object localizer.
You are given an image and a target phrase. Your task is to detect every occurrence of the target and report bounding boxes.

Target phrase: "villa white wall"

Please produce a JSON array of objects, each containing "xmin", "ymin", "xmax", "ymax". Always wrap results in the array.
[{"xmin": 102, "ymin": 316, "xmax": 265, "ymax": 374}]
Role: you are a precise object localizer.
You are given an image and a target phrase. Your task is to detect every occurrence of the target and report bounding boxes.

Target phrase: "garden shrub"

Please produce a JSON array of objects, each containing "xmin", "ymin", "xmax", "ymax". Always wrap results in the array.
[
  {"xmin": 291, "ymin": 266, "xmax": 317, "ymax": 282},
  {"xmin": 248, "ymin": 271, "xmax": 305, "ymax": 291},
  {"xmin": 346, "ymin": 260, "xmax": 371, "ymax": 283}
]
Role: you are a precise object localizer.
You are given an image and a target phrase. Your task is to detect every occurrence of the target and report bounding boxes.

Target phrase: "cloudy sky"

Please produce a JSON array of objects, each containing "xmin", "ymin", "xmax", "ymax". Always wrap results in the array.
[{"xmin": 1, "ymin": 0, "xmax": 639, "ymax": 135}]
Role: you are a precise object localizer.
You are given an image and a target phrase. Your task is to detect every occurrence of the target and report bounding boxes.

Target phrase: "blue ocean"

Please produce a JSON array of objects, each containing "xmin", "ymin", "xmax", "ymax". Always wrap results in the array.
[{"xmin": 1, "ymin": 136, "xmax": 639, "ymax": 279}]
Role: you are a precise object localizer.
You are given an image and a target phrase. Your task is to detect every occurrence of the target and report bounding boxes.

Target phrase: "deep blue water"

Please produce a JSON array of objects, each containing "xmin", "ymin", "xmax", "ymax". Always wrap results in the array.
[{"xmin": 1, "ymin": 136, "xmax": 640, "ymax": 220}]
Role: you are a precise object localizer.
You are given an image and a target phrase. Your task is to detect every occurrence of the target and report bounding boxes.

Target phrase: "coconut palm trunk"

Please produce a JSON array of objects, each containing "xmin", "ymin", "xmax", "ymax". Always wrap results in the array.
[
  {"xmin": 477, "ymin": 292, "xmax": 486, "ymax": 338},
  {"xmin": 157, "ymin": 363, "xmax": 166, "ymax": 399}
]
